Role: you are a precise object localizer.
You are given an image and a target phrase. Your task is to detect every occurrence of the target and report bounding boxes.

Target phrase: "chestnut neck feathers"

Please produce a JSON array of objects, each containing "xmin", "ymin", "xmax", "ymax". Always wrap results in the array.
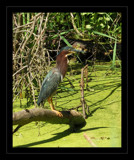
[{"xmin": 56, "ymin": 50, "xmax": 68, "ymax": 78}]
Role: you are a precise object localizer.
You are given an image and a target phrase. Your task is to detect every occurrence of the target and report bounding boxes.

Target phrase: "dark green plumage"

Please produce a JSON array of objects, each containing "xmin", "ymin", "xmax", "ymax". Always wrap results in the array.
[{"xmin": 37, "ymin": 68, "xmax": 62, "ymax": 105}]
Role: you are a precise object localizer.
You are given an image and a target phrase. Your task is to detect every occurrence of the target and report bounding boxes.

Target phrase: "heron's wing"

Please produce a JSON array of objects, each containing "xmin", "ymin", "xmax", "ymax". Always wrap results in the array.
[{"xmin": 37, "ymin": 68, "xmax": 62, "ymax": 105}]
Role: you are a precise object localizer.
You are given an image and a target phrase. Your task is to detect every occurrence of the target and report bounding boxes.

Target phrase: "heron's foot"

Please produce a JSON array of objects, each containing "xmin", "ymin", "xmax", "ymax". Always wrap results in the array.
[{"xmin": 52, "ymin": 110, "xmax": 63, "ymax": 117}]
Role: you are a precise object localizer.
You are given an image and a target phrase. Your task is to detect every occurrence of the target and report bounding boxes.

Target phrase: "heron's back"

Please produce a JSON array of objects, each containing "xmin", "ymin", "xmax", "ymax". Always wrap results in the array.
[{"xmin": 37, "ymin": 68, "xmax": 62, "ymax": 105}]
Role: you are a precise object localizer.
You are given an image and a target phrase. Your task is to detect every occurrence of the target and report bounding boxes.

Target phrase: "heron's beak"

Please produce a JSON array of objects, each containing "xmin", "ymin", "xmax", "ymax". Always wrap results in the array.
[
  {"xmin": 65, "ymin": 51, "xmax": 75, "ymax": 57},
  {"xmin": 65, "ymin": 46, "xmax": 88, "ymax": 57},
  {"xmin": 68, "ymin": 50, "xmax": 76, "ymax": 55},
  {"xmin": 68, "ymin": 47, "xmax": 87, "ymax": 55}
]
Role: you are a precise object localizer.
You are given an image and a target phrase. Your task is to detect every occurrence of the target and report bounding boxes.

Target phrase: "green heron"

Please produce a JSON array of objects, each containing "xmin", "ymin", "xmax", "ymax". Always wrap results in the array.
[{"xmin": 37, "ymin": 46, "xmax": 86, "ymax": 117}]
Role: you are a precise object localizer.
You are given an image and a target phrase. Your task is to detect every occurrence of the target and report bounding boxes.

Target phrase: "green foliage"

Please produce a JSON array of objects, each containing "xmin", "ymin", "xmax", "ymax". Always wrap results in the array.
[
  {"xmin": 78, "ymin": 12, "xmax": 121, "ymax": 41},
  {"xmin": 93, "ymin": 31, "xmax": 118, "ymax": 70},
  {"xmin": 93, "ymin": 31, "xmax": 117, "ymax": 41},
  {"xmin": 13, "ymin": 12, "xmax": 121, "ymax": 50},
  {"xmin": 60, "ymin": 36, "xmax": 72, "ymax": 47},
  {"xmin": 13, "ymin": 12, "xmax": 122, "ymax": 107},
  {"xmin": 18, "ymin": 12, "xmax": 121, "ymax": 42},
  {"xmin": 112, "ymin": 41, "xmax": 117, "ymax": 69}
]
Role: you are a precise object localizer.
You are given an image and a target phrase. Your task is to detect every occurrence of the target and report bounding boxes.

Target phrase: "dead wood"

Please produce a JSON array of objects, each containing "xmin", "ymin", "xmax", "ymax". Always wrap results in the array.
[
  {"xmin": 80, "ymin": 64, "xmax": 90, "ymax": 119},
  {"xmin": 13, "ymin": 108, "xmax": 86, "ymax": 134},
  {"xmin": 83, "ymin": 133, "xmax": 97, "ymax": 147}
]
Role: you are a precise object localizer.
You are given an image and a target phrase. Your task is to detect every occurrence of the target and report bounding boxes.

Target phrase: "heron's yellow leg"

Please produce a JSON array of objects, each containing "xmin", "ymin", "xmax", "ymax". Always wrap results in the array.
[{"xmin": 48, "ymin": 97, "xmax": 63, "ymax": 117}]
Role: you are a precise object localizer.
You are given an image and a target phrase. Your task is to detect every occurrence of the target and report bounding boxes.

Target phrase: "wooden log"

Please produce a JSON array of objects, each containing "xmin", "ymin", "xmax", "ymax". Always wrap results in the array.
[{"xmin": 13, "ymin": 108, "xmax": 86, "ymax": 134}]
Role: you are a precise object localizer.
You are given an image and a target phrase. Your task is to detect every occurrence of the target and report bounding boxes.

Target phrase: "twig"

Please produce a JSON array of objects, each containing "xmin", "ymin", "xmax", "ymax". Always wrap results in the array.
[
  {"xmin": 70, "ymin": 13, "xmax": 83, "ymax": 37},
  {"xmin": 21, "ymin": 16, "xmax": 36, "ymax": 52},
  {"xmin": 80, "ymin": 65, "xmax": 89, "ymax": 118},
  {"xmin": 30, "ymin": 13, "xmax": 42, "ymax": 21},
  {"xmin": 13, "ymin": 15, "xmax": 41, "ymax": 31},
  {"xmin": 27, "ymin": 73, "xmax": 37, "ymax": 108},
  {"xmin": 12, "ymin": 13, "xmax": 51, "ymax": 106},
  {"xmin": 84, "ymin": 133, "xmax": 97, "ymax": 147},
  {"xmin": 30, "ymin": 13, "xmax": 50, "ymax": 65},
  {"xmin": 80, "ymin": 67, "xmax": 86, "ymax": 119},
  {"xmin": 38, "ymin": 13, "xmax": 45, "ymax": 34},
  {"xmin": 13, "ymin": 65, "xmax": 28, "ymax": 77},
  {"xmin": 13, "ymin": 21, "xmax": 33, "ymax": 31}
]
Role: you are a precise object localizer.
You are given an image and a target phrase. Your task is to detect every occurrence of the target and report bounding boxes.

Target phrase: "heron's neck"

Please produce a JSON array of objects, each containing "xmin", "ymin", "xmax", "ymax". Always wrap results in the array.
[{"xmin": 56, "ymin": 54, "xmax": 68, "ymax": 78}]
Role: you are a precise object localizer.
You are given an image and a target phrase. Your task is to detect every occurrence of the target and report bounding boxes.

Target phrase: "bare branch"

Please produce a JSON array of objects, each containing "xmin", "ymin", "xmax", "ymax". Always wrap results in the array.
[
  {"xmin": 13, "ymin": 108, "xmax": 86, "ymax": 133},
  {"xmin": 21, "ymin": 16, "xmax": 36, "ymax": 52},
  {"xmin": 70, "ymin": 13, "xmax": 83, "ymax": 37},
  {"xmin": 13, "ymin": 65, "xmax": 28, "ymax": 77},
  {"xmin": 84, "ymin": 133, "xmax": 97, "ymax": 147}
]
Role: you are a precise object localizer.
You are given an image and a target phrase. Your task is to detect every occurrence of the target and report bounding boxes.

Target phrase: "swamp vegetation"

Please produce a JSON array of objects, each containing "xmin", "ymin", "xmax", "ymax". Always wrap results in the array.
[{"xmin": 12, "ymin": 12, "xmax": 122, "ymax": 147}]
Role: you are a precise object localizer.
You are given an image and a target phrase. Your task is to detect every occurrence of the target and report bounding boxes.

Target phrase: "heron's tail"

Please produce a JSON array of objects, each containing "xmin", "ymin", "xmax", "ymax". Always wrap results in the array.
[{"xmin": 37, "ymin": 99, "xmax": 41, "ymax": 106}]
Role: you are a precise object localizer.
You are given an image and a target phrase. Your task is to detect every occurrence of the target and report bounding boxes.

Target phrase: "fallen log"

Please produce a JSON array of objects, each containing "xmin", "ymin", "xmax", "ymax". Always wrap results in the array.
[{"xmin": 13, "ymin": 108, "xmax": 86, "ymax": 134}]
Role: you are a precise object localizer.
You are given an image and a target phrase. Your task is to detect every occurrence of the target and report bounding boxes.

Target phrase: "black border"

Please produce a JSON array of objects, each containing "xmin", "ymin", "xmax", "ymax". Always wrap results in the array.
[{"xmin": 5, "ymin": 6, "xmax": 128, "ymax": 155}]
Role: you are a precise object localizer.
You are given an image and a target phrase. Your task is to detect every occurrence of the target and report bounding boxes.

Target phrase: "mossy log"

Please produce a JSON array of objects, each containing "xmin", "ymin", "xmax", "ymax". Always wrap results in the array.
[{"xmin": 13, "ymin": 108, "xmax": 86, "ymax": 134}]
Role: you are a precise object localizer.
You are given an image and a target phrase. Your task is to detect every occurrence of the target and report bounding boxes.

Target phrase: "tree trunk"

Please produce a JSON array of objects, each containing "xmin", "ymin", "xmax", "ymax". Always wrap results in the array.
[{"xmin": 13, "ymin": 108, "xmax": 86, "ymax": 134}]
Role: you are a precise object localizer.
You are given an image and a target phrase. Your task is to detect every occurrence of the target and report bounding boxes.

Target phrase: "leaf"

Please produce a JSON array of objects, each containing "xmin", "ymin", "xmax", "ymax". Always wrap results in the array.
[
  {"xmin": 60, "ymin": 35, "xmax": 72, "ymax": 47},
  {"xmin": 51, "ymin": 29, "xmax": 74, "ymax": 39},
  {"xmin": 112, "ymin": 40, "xmax": 117, "ymax": 69},
  {"xmin": 86, "ymin": 25, "xmax": 92, "ymax": 29},
  {"xmin": 93, "ymin": 31, "xmax": 118, "ymax": 41}
]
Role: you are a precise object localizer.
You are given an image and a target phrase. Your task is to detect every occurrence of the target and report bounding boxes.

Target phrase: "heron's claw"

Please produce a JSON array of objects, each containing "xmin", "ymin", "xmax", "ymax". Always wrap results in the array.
[{"xmin": 53, "ymin": 110, "xmax": 63, "ymax": 117}]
